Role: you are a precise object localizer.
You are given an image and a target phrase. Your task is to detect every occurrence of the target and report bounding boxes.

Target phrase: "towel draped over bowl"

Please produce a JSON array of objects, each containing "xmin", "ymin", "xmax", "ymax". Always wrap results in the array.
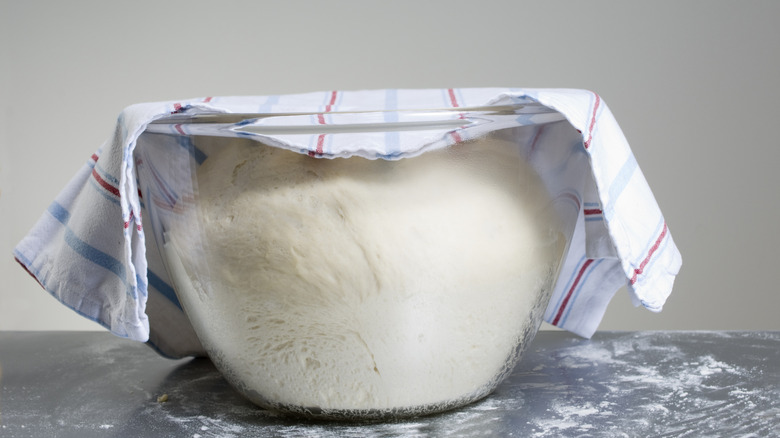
[{"xmin": 14, "ymin": 88, "xmax": 681, "ymax": 358}]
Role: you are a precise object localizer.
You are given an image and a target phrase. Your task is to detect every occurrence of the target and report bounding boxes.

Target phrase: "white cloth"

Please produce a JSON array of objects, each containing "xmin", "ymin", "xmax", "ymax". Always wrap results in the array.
[{"xmin": 14, "ymin": 88, "xmax": 681, "ymax": 358}]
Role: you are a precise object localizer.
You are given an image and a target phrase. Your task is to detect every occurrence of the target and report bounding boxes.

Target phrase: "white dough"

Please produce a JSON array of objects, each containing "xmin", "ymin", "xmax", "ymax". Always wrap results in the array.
[{"xmin": 166, "ymin": 136, "xmax": 566, "ymax": 414}]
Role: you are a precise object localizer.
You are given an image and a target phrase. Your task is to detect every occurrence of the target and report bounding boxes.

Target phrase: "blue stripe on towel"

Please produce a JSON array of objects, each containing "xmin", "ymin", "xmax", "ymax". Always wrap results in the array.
[
  {"xmin": 48, "ymin": 201, "xmax": 128, "ymax": 285},
  {"xmin": 147, "ymin": 269, "xmax": 183, "ymax": 310}
]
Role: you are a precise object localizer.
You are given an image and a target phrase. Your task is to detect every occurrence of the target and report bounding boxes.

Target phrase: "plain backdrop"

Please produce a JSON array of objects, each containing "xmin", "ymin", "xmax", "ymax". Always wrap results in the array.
[{"xmin": 2, "ymin": 1, "xmax": 778, "ymax": 334}]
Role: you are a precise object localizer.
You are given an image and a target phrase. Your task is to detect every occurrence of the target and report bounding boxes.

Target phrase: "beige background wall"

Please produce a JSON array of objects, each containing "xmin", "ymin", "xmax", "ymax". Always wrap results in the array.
[{"xmin": 1, "ymin": 1, "xmax": 778, "ymax": 333}]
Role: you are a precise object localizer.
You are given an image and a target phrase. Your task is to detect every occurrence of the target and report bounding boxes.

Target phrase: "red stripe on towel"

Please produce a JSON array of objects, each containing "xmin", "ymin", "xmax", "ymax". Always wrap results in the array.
[
  {"xmin": 583, "ymin": 93, "xmax": 601, "ymax": 149},
  {"xmin": 92, "ymin": 168, "xmax": 120, "ymax": 198},
  {"xmin": 552, "ymin": 258, "xmax": 595, "ymax": 325},
  {"xmin": 315, "ymin": 91, "xmax": 339, "ymax": 155},
  {"xmin": 630, "ymin": 222, "xmax": 668, "ymax": 285}
]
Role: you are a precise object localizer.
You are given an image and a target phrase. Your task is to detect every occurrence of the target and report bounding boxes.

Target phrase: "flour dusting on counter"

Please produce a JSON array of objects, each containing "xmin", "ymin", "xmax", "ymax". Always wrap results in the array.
[
  {"xmin": 519, "ymin": 332, "xmax": 778, "ymax": 437},
  {"xmin": 1, "ymin": 332, "xmax": 776, "ymax": 437}
]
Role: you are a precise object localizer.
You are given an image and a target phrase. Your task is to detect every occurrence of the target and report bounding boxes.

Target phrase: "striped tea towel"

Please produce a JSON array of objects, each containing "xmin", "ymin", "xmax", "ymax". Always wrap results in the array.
[{"xmin": 14, "ymin": 88, "xmax": 682, "ymax": 358}]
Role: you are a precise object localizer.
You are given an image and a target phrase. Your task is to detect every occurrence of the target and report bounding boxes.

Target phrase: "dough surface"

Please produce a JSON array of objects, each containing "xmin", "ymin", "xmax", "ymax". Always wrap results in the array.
[{"xmin": 167, "ymin": 135, "xmax": 565, "ymax": 413}]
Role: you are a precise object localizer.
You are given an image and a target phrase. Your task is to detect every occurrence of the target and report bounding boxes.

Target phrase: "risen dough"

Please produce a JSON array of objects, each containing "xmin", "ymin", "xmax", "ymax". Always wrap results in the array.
[{"xmin": 167, "ymin": 135, "xmax": 565, "ymax": 414}]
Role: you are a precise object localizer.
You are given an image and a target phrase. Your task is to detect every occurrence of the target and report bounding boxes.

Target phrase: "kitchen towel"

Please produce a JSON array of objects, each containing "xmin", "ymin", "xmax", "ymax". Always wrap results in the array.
[{"xmin": 14, "ymin": 88, "xmax": 681, "ymax": 358}]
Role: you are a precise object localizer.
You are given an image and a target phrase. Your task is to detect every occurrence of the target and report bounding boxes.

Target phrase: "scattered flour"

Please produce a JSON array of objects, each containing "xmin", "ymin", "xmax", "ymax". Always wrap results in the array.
[
  {"xmin": 163, "ymin": 413, "xmax": 246, "ymax": 438},
  {"xmin": 523, "ymin": 333, "xmax": 776, "ymax": 437}
]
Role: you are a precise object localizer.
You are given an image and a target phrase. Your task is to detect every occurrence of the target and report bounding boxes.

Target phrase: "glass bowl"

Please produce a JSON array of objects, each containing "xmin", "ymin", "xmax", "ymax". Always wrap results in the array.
[{"xmin": 135, "ymin": 103, "xmax": 580, "ymax": 420}]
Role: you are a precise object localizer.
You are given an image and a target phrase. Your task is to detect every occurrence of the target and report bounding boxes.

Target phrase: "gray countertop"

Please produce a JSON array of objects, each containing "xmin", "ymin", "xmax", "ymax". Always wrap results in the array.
[{"xmin": 0, "ymin": 331, "xmax": 777, "ymax": 437}]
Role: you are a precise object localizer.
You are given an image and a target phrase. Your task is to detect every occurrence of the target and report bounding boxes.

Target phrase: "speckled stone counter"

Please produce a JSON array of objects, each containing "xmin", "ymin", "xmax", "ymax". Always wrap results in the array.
[{"xmin": 1, "ymin": 331, "xmax": 777, "ymax": 437}]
